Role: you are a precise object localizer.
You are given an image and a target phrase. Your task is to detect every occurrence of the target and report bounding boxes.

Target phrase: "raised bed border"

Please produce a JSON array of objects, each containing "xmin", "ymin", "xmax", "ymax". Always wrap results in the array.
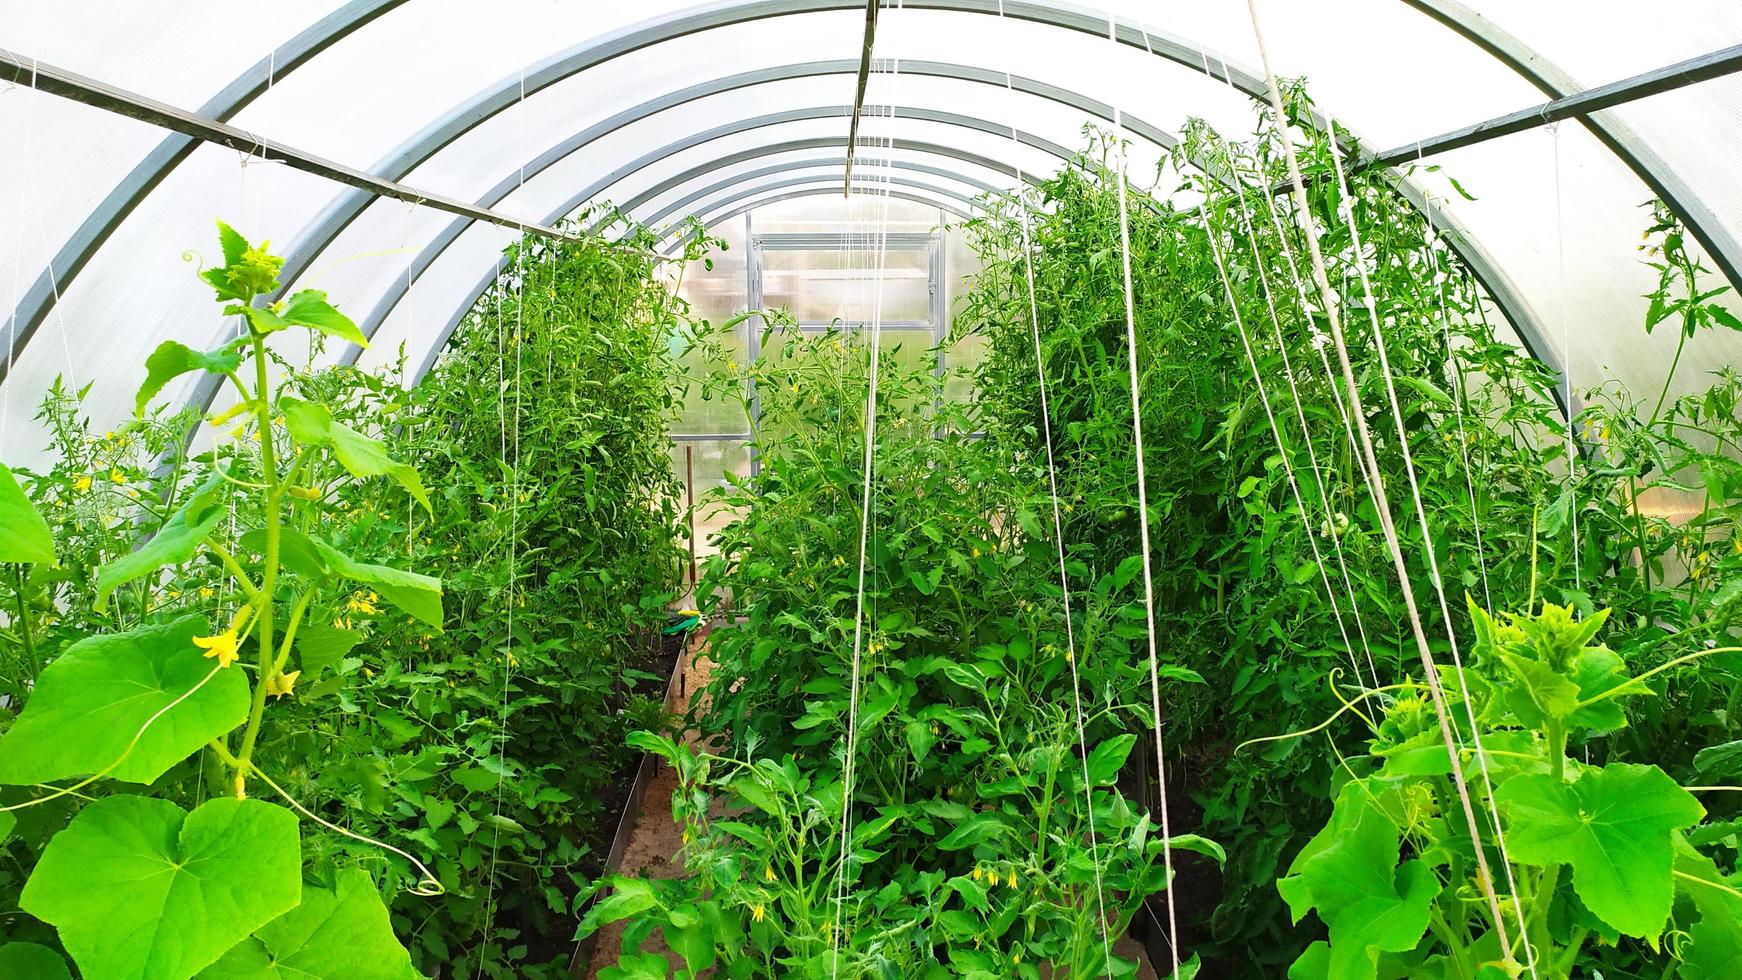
[{"xmin": 566, "ymin": 624, "xmax": 698, "ymax": 977}]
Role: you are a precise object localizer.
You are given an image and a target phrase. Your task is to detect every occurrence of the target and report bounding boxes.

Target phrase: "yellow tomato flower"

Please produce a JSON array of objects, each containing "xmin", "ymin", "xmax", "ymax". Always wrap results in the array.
[
  {"xmin": 971, "ymin": 865, "xmax": 983, "ymax": 882},
  {"xmin": 346, "ymin": 592, "xmax": 380, "ymax": 615},
  {"xmin": 199, "ymin": 587, "xmax": 215, "ymax": 599},
  {"xmin": 109, "ymin": 469, "xmax": 127, "ymax": 485},
  {"xmin": 1007, "ymin": 868, "xmax": 1018, "ymax": 888},
  {"xmin": 265, "ymin": 669, "xmax": 301, "ymax": 699},
  {"xmin": 74, "ymin": 475, "xmax": 92, "ymax": 492},
  {"xmin": 764, "ymin": 864, "xmax": 776, "ymax": 882},
  {"xmin": 288, "ymin": 485, "xmax": 322, "ymax": 501},
  {"xmin": 750, "ymin": 902, "xmax": 766, "ymax": 923}
]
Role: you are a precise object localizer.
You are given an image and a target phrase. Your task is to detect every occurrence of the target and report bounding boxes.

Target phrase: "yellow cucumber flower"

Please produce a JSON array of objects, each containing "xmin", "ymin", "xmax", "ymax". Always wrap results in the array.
[
  {"xmin": 265, "ymin": 669, "xmax": 301, "ymax": 699},
  {"xmin": 288, "ymin": 485, "xmax": 322, "ymax": 501}
]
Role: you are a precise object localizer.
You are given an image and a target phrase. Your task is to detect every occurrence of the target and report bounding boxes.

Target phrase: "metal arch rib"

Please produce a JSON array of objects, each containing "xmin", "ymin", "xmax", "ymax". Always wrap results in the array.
[
  {"xmin": 350, "ymin": 137, "xmax": 1028, "ymax": 352},
  {"xmin": 630, "ymin": 173, "xmax": 983, "ymax": 239},
  {"xmin": 17, "ymin": 0, "xmax": 1550, "ymax": 393},
  {"xmin": 407, "ymin": 188, "xmax": 969, "ymax": 385},
  {"xmin": 632, "ymin": 159, "xmax": 1003, "ymax": 238},
  {"xmin": 0, "ymin": 0, "xmax": 407, "ymax": 385},
  {"xmin": 323, "ymin": 105, "xmax": 1081, "ymax": 376},
  {"xmin": 662, "ymin": 182, "xmax": 975, "ymax": 257},
  {"xmin": 335, "ymin": 55, "xmax": 1175, "ymax": 363},
  {"xmin": 1399, "ymin": 0, "xmax": 1742, "ymax": 295}
]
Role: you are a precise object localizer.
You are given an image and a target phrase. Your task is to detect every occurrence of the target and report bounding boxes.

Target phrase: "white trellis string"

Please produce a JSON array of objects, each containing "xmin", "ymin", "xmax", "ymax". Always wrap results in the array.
[
  {"xmin": 1104, "ymin": 12, "xmax": 1181, "ymax": 976},
  {"xmin": 1242, "ymin": 0, "xmax": 1519, "ymax": 962},
  {"xmin": 832, "ymin": 50, "xmax": 899, "ymax": 975},
  {"xmin": 1552, "ymin": 122, "xmax": 1579, "ymax": 598},
  {"xmin": 1189, "ymin": 46, "xmax": 1382, "ymax": 695},
  {"xmin": 477, "ymin": 64, "xmax": 530, "ymax": 980},
  {"xmin": 1318, "ymin": 108, "xmax": 1537, "ymax": 975},
  {"xmin": 1194, "ymin": 137, "xmax": 1376, "ymax": 696},
  {"xmin": 1186, "ymin": 58, "xmax": 1380, "ymax": 688},
  {"xmin": 996, "ymin": 9, "xmax": 1113, "ymax": 962},
  {"xmin": 1413, "ymin": 145, "xmax": 1494, "ymax": 612}
]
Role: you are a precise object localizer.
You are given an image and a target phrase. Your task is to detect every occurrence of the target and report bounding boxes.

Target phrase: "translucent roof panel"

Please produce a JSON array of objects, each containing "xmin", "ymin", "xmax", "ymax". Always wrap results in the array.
[{"xmin": 3, "ymin": 0, "xmax": 1741, "ymax": 464}]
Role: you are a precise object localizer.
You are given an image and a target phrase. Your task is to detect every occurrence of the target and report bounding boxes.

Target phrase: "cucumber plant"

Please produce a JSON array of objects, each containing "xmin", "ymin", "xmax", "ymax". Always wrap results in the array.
[
  {"xmin": 1273, "ymin": 601, "xmax": 1739, "ymax": 978},
  {"xmin": 0, "ymin": 223, "xmax": 438, "ymax": 979}
]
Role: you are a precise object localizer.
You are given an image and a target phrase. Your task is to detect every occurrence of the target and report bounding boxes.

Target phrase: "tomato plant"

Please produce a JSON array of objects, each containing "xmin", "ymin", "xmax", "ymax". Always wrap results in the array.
[{"xmin": 582, "ymin": 319, "xmax": 1212, "ymax": 977}]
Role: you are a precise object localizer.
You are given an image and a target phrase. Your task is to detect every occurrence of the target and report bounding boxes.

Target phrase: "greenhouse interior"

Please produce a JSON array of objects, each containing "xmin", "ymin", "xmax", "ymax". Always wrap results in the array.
[{"xmin": 3, "ymin": 2, "xmax": 1742, "ymax": 979}]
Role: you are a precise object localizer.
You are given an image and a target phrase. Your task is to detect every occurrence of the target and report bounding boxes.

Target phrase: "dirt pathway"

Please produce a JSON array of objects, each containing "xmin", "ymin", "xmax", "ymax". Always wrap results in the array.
[{"xmin": 580, "ymin": 628, "xmax": 1158, "ymax": 979}]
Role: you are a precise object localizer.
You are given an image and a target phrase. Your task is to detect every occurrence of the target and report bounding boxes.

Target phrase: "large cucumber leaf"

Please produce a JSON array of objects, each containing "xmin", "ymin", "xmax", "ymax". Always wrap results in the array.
[
  {"xmin": 198, "ymin": 868, "xmax": 418, "ymax": 979},
  {"xmin": 21, "ymin": 795, "xmax": 301, "ymax": 980},
  {"xmin": 0, "ymin": 615, "xmax": 249, "ymax": 785},
  {"xmin": 0, "ymin": 463, "xmax": 54, "ymax": 565},
  {"xmin": 1497, "ymin": 763, "xmax": 1704, "ymax": 939}
]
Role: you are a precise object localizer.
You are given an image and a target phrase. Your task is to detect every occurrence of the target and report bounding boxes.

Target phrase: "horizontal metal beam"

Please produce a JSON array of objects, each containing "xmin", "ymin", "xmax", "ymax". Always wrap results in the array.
[
  {"xmin": 0, "ymin": 50, "xmax": 578, "ymax": 243},
  {"xmin": 1370, "ymin": 42, "xmax": 1742, "ymax": 167},
  {"xmin": 844, "ymin": 0, "xmax": 883, "ymax": 194},
  {"xmin": 1399, "ymin": 0, "xmax": 1742, "ymax": 297}
]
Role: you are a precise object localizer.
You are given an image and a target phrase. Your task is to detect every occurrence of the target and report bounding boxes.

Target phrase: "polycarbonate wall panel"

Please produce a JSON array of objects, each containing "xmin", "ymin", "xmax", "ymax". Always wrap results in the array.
[
  {"xmin": 1480, "ymin": 0, "xmax": 1742, "ymax": 82},
  {"xmin": 1412, "ymin": 123, "xmax": 1676, "ymax": 405},
  {"xmin": 6, "ymin": 0, "xmax": 1742, "ymax": 453},
  {"xmin": 221, "ymin": 0, "xmax": 730, "ymax": 177},
  {"xmin": 0, "ymin": 1, "xmax": 344, "ymax": 108},
  {"xmin": 355, "ymin": 219, "xmax": 517, "ymax": 380},
  {"xmin": 2, "ymin": 146, "xmax": 335, "ymax": 465},
  {"xmin": 0, "ymin": 89, "xmax": 168, "ymax": 461}
]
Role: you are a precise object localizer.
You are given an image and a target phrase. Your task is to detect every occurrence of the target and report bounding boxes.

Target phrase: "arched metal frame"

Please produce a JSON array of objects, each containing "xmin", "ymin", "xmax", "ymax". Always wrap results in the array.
[
  {"xmin": 636, "ymin": 157, "xmax": 1002, "ymax": 241},
  {"xmin": 316, "ymin": 101, "xmax": 1076, "ymax": 383},
  {"xmin": 406, "ymin": 187, "xmax": 971, "ymax": 385},
  {"xmin": 678, "ymin": 184, "xmax": 969, "ymax": 253},
  {"xmin": 633, "ymin": 173, "xmax": 978, "ymax": 239},
  {"xmin": 320, "ymin": 134, "xmax": 1032, "ymax": 381},
  {"xmin": 341, "ymin": 53, "xmax": 1172, "ymax": 356},
  {"xmin": 1398, "ymin": 0, "xmax": 1742, "ymax": 292},
  {"xmin": 9, "ymin": 0, "xmax": 1704, "ymax": 396}
]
